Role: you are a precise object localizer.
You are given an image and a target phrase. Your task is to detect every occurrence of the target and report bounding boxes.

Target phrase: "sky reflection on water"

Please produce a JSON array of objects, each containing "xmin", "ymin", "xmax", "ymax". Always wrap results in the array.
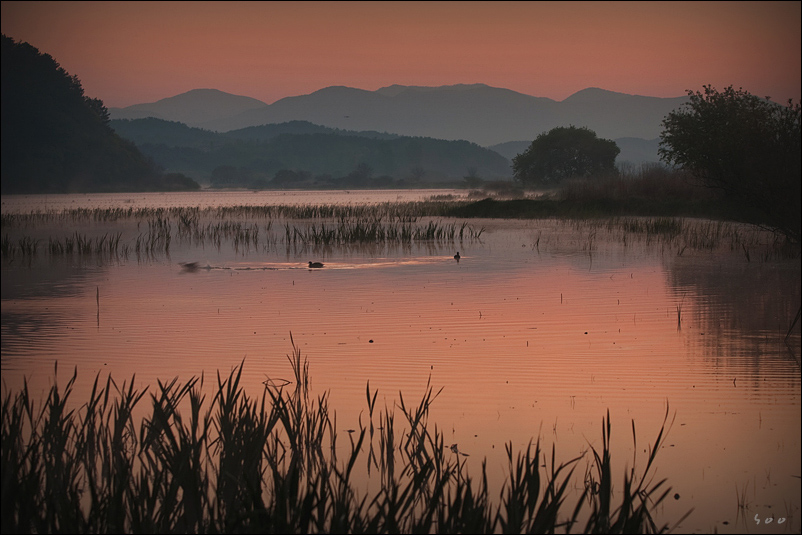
[{"xmin": 1, "ymin": 191, "xmax": 800, "ymax": 533}]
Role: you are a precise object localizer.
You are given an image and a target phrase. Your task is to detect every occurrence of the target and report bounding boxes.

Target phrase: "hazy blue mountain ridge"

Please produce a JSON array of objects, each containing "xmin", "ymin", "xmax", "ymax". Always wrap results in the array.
[
  {"xmin": 110, "ymin": 83, "xmax": 688, "ymax": 147},
  {"xmin": 115, "ymin": 88, "xmax": 268, "ymax": 125},
  {"xmin": 227, "ymin": 121, "xmax": 400, "ymax": 142}
]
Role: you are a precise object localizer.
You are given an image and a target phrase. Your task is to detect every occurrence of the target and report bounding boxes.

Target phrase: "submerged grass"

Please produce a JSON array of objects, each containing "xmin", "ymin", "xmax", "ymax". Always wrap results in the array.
[{"xmin": 1, "ymin": 340, "xmax": 691, "ymax": 534}]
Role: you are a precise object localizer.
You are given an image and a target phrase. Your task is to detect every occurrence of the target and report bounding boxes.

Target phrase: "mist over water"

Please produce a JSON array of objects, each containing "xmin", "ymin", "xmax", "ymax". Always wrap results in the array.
[{"xmin": 2, "ymin": 191, "xmax": 799, "ymax": 533}]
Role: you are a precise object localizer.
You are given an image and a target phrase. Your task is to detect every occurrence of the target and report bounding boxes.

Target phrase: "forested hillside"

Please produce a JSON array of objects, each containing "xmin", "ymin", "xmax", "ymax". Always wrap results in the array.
[
  {"xmin": 1, "ymin": 35, "xmax": 199, "ymax": 193},
  {"xmin": 110, "ymin": 118, "xmax": 513, "ymax": 187}
]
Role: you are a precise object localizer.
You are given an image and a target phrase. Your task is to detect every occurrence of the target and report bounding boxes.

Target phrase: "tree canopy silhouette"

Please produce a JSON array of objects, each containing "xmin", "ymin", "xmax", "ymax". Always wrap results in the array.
[
  {"xmin": 659, "ymin": 85, "xmax": 801, "ymax": 244},
  {"xmin": 1, "ymin": 34, "xmax": 199, "ymax": 193},
  {"xmin": 512, "ymin": 126, "xmax": 619, "ymax": 185}
]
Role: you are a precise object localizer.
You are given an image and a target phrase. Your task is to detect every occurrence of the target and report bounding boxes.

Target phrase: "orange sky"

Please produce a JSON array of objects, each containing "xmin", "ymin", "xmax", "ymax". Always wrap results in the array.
[{"xmin": 2, "ymin": 1, "xmax": 800, "ymax": 108}]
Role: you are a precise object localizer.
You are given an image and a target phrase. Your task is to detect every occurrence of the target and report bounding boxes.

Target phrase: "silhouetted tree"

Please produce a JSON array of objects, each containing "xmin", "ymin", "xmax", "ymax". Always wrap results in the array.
[
  {"xmin": 659, "ymin": 85, "xmax": 801, "ymax": 243},
  {"xmin": 512, "ymin": 126, "xmax": 619, "ymax": 185}
]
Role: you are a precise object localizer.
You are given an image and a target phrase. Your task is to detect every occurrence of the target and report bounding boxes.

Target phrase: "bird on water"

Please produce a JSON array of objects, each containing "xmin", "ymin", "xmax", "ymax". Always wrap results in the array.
[
  {"xmin": 454, "ymin": 252, "xmax": 461, "ymax": 262},
  {"xmin": 308, "ymin": 261, "xmax": 324, "ymax": 268}
]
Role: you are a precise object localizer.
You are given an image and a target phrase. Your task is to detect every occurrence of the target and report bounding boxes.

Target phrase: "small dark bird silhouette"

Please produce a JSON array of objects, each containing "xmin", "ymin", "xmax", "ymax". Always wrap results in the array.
[
  {"xmin": 454, "ymin": 252, "xmax": 461, "ymax": 262},
  {"xmin": 179, "ymin": 261, "xmax": 199, "ymax": 272},
  {"xmin": 179, "ymin": 262, "xmax": 213, "ymax": 272},
  {"xmin": 308, "ymin": 261, "xmax": 324, "ymax": 268}
]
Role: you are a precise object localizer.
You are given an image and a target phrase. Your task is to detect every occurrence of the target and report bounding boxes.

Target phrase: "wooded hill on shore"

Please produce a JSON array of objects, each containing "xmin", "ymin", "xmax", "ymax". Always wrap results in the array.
[{"xmin": 1, "ymin": 35, "xmax": 200, "ymax": 194}]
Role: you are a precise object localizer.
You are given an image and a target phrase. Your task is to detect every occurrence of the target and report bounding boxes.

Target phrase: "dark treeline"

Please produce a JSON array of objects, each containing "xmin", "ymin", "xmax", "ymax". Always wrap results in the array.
[
  {"xmin": 110, "ymin": 118, "xmax": 514, "ymax": 188},
  {"xmin": 1, "ymin": 35, "xmax": 200, "ymax": 194}
]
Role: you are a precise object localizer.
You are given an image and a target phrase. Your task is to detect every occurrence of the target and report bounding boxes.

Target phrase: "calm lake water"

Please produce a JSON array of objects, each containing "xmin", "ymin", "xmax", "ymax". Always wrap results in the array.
[{"xmin": 2, "ymin": 190, "xmax": 800, "ymax": 533}]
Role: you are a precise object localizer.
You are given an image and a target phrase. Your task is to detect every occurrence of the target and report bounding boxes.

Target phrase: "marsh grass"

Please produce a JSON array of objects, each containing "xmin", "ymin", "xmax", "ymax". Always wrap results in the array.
[
  {"xmin": 560, "ymin": 216, "xmax": 799, "ymax": 261},
  {"xmin": 283, "ymin": 218, "xmax": 484, "ymax": 247},
  {"xmin": 2, "ymin": 204, "xmax": 486, "ymax": 262},
  {"xmin": 2, "ymin": 340, "xmax": 690, "ymax": 534},
  {"xmin": 3, "ymin": 191, "xmax": 797, "ymax": 263},
  {"xmin": 0, "ymin": 201, "xmax": 463, "ymax": 229},
  {"xmin": 1, "ymin": 234, "xmax": 40, "ymax": 259},
  {"xmin": 48, "ymin": 232, "xmax": 126, "ymax": 257},
  {"xmin": 558, "ymin": 165, "xmax": 715, "ymax": 206},
  {"xmin": 734, "ymin": 481, "xmax": 753, "ymax": 526}
]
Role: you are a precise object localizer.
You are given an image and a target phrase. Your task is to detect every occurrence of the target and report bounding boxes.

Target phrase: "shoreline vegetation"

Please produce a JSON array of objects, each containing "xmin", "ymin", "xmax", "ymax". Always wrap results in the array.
[
  {"xmin": 2, "ymin": 205, "xmax": 797, "ymax": 263},
  {"xmin": 1, "ymin": 339, "xmax": 692, "ymax": 534},
  {"xmin": 453, "ymin": 165, "xmax": 777, "ymax": 225},
  {"xmin": 2, "ymin": 165, "xmax": 792, "ymax": 232},
  {"xmin": 3, "ymin": 169, "xmax": 799, "ymax": 262}
]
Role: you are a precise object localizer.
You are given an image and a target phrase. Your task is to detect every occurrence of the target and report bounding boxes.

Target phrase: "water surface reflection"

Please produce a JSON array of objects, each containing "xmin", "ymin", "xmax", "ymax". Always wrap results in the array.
[{"xmin": 1, "ymin": 193, "xmax": 799, "ymax": 533}]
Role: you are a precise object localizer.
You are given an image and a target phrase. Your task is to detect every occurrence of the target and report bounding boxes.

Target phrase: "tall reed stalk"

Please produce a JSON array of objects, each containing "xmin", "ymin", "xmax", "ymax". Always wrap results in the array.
[{"xmin": 2, "ymin": 341, "xmax": 689, "ymax": 533}]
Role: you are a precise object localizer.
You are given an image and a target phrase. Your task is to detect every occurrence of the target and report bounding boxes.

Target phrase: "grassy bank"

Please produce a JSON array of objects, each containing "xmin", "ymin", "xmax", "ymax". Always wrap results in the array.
[
  {"xmin": 1, "ymin": 340, "xmax": 690, "ymax": 534},
  {"xmin": 453, "ymin": 167, "xmax": 746, "ymax": 222},
  {"xmin": 446, "ymin": 195, "xmax": 745, "ymax": 222}
]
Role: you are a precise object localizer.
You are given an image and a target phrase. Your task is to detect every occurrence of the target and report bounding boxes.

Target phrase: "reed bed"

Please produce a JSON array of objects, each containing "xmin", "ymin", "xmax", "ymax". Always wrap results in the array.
[
  {"xmin": 284, "ymin": 218, "xmax": 484, "ymax": 247},
  {"xmin": 0, "ymin": 201, "xmax": 466, "ymax": 228},
  {"xmin": 48, "ymin": 232, "xmax": 125, "ymax": 256},
  {"xmin": 2, "ymin": 211, "xmax": 485, "ymax": 262},
  {"xmin": 558, "ymin": 165, "xmax": 711, "ymax": 205},
  {"xmin": 134, "ymin": 218, "xmax": 173, "ymax": 256},
  {"xmin": 4, "ymin": 213, "xmax": 794, "ymax": 263},
  {"xmin": 4, "ymin": 196, "xmax": 796, "ymax": 263},
  {"xmin": 564, "ymin": 217, "xmax": 800, "ymax": 259},
  {"xmin": 1, "ymin": 234, "xmax": 40, "ymax": 259},
  {"xmin": 1, "ymin": 340, "xmax": 690, "ymax": 534}
]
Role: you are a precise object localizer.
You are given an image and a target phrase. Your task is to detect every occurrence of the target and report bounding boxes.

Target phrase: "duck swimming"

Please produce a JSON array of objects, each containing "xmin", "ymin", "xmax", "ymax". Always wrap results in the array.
[
  {"xmin": 308, "ymin": 261, "xmax": 324, "ymax": 268},
  {"xmin": 179, "ymin": 262, "xmax": 212, "ymax": 272},
  {"xmin": 454, "ymin": 252, "xmax": 461, "ymax": 261}
]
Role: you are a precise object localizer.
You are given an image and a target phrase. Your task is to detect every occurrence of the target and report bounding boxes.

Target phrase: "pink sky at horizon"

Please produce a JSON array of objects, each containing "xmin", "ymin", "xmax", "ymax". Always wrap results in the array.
[{"xmin": 2, "ymin": 1, "xmax": 800, "ymax": 108}]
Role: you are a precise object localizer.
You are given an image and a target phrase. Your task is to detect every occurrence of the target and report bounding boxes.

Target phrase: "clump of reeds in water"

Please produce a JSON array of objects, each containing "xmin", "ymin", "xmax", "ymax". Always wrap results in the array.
[
  {"xmin": 1, "ymin": 341, "xmax": 691, "ymax": 534},
  {"xmin": 1, "ymin": 234, "xmax": 40, "ymax": 259},
  {"xmin": 283, "ymin": 217, "xmax": 484, "ymax": 246},
  {"xmin": 47, "ymin": 232, "xmax": 126, "ymax": 257},
  {"xmin": 2, "ymin": 202, "xmax": 485, "ymax": 262}
]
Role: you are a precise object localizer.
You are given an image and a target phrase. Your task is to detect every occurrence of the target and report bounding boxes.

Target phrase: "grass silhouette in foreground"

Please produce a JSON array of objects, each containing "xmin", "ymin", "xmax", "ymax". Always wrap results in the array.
[{"xmin": 1, "ymin": 337, "xmax": 691, "ymax": 533}]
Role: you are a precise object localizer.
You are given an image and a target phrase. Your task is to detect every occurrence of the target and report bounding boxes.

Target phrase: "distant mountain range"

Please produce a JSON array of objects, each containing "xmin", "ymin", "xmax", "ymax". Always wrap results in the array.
[
  {"xmin": 110, "ymin": 88, "xmax": 268, "ymax": 128},
  {"xmin": 109, "ymin": 84, "xmax": 688, "ymax": 149}
]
